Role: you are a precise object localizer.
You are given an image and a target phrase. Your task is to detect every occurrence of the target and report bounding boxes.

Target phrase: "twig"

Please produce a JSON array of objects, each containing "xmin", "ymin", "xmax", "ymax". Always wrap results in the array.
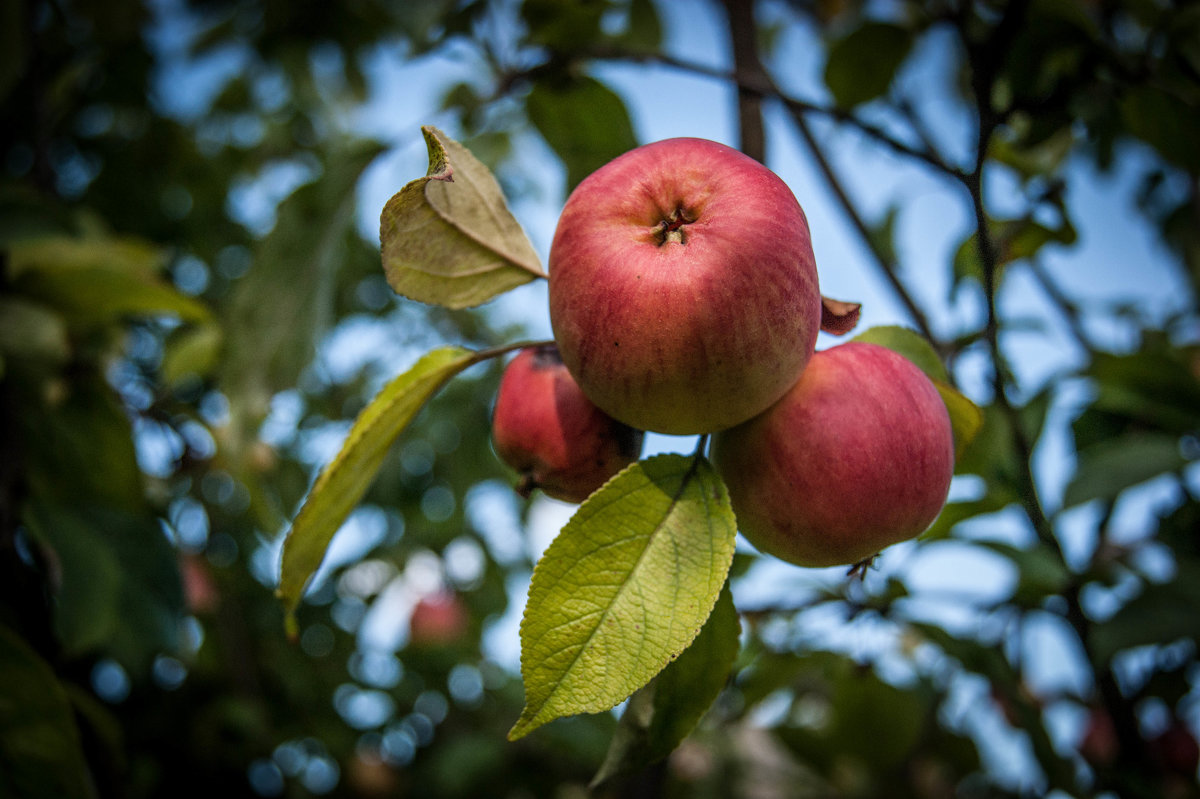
[
  {"xmin": 720, "ymin": 0, "xmax": 767, "ymax": 162},
  {"xmin": 783, "ymin": 103, "xmax": 939, "ymax": 345}
]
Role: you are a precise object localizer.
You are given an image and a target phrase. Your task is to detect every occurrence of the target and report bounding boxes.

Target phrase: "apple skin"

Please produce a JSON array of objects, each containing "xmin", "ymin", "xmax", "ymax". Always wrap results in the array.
[
  {"xmin": 548, "ymin": 137, "xmax": 821, "ymax": 435},
  {"xmin": 711, "ymin": 341, "xmax": 954, "ymax": 568},
  {"xmin": 408, "ymin": 592, "xmax": 469, "ymax": 648},
  {"xmin": 492, "ymin": 344, "xmax": 644, "ymax": 503}
]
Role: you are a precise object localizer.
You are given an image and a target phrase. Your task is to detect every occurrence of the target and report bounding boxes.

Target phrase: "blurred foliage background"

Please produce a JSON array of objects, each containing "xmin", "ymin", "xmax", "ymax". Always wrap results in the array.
[{"xmin": 1, "ymin": 0, "xmax": 1198, "ymax": 797}]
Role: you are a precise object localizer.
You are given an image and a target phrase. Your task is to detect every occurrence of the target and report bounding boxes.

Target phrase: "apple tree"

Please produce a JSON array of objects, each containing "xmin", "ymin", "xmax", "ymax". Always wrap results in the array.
[{"xmin": 1, "ymin": 0, "xmax": 1198, "ymax": 797}]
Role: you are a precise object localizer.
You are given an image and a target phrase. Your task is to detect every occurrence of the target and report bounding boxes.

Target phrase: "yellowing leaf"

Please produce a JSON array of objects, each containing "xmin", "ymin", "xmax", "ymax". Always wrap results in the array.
[
  {"xmin": 380, "ymin": 126, "xmax": 545, "ymax": 309},
  {"xmin": 935, "ymin": 380, "xmax": 985, "ymax": 459},
  {"xmin": 277, "ymin": 346, "xmax": 485, "ymax": 622},
  {"xmin": 509, "ymin": 454, "xmax": 737, "ymax": 740}
]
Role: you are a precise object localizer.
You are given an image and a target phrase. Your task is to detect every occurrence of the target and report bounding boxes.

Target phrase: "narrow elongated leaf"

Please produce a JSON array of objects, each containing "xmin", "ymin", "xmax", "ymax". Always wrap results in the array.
[
  {"xmin": 592, "ymin": 583, "xmax": 740, "ymax": 786},
  {"xmin": 852, "ymin": 325, "xmax": 982, "ymax": 456},
  {"xmin": 509, "ymin": 454, "xmax": 737, "ymax": 740},
  {"xmin": 277, "ymin": 346, "xmax": 486, "ymax": 622},
  {"xmin": 380, "ymin": 126, "xmax": 544, "ymax": 309},
  {"xmin": 8, "ymin": 236, "xmax": 210, "ymax": 324}
]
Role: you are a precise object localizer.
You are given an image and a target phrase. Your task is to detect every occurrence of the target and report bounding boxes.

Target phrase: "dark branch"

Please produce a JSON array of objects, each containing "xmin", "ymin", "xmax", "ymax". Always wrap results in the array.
[{"xmin": 720, "ymin": 0, "xmax": 767, "ymax": 162}]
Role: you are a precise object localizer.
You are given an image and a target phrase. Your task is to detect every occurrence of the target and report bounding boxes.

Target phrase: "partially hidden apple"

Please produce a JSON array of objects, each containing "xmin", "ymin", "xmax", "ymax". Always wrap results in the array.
[
  {"xmin": 491, "ymin": 344, "xmax": 644, "ymax": 503},
  {"xmin": 548, "ymin": 137, "xmax": 822, "ymax": 435},
  {"xmin": 711, "ymin": 341, "xmax": 954, "ymax": 568}
]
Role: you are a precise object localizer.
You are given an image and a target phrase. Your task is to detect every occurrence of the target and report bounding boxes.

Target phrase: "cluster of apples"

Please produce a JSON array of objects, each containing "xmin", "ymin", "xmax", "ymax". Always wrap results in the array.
[{"xmin": 491, "ymin": 138, "xmax": 954, "ymax": 568}]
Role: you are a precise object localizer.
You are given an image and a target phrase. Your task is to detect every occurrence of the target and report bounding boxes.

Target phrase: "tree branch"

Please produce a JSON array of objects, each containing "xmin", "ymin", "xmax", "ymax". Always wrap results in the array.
[
  {"xmin": 783, "ymin": 103, "xmax": 939, "ymax": 345},
  {"xmin": 720, "ymin": 0, "xmax": 767, "ymax": 162}
]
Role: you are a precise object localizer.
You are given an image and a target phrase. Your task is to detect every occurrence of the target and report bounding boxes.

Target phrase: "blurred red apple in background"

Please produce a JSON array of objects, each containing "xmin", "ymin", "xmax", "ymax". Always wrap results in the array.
[
  {"xmin": 409, "ymin": 592, "xmax": 469, "ymax": 648},
  {"xmin": 548, "ymin": 137, "xmax": 821, "ymax": 435},
  {"xmin": 491, "ymin": 344, "xmax": 643, "ymax": 503},
  {"xmin": 712, "ymin": 341, "xmax": 954, "ymax": 567}
]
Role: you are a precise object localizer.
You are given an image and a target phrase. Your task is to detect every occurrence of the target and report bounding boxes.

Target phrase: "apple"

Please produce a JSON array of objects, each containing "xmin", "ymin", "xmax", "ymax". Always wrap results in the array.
[
  {"xmin": 1151, "ymin": 719, "xmax": 1199, "ymax": 777},
  {"xmin": 491, "ymin": 344, "xmax": 643, "ymax": 503},
  {"xmin": 409, "ymin": 592, "xmax": 469, "ymax": 648},
  {"xmin": 711, "ymin": 341, "xmax": 954, "ymax": 568},
  {"xmin": 548, "ymin": 137, "xmax": 821, "ymax": 435},
  {"xmin": 1078, "ymin": 707, "xmax": 1118, "ymax": 768}
]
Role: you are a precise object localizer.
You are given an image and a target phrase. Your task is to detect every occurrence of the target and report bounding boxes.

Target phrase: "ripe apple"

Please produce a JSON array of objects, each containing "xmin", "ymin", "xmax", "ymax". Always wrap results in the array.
[
  {"xmin": 1151, "ymin": 719, "xmax": 1199, "ymax": 777},
  {"xmin": 491, "ymin": 344, "xmax": 643, "ymax": 503},
  {"xmin": 711, "ymin": 341, "xmax": 954, "ymax": 568},
  {"xmin": 548, "ymin": 137, "xmax": 821, "ymax": 435},
  {"xmin": 408, "ymin": 592, "xmax": 469, "ymax": 648}
]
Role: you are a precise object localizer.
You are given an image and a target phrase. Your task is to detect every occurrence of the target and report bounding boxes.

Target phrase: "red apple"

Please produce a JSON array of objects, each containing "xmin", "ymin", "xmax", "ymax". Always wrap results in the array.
[
  {"xmin": 1078, "ymin": 707, "xmax": 1118, "ymax": 768},
  {"xmin": 491, "ymin": 344, "xmax": 643, "ymax": 503},
  {"xmin": 548, "ymin": 137, "xmax": 821, "ymax": 435},
  {"xmin": 1151, "ymin": 719, "xmax": 1199, "ymax": 777},
  {"xmin": 408, "ymin": 592, "xmax": 469, "ymax": 648},
  {"xmin": 711, "ymin": 341, "xmax": 954, "ymax": 567}
]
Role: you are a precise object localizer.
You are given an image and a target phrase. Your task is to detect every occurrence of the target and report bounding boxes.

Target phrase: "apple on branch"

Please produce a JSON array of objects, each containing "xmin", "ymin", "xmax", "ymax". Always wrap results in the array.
[
  {"xmin": 548, "ymin": 137, "xmax": 822, "ymax": 435},
  {"xmin": 712, "ymin": 341, "xmax": 955, "ymax": 568},
  {"xmin": 491, "ymin": 344, "xmax": 644, "ymax": 504}
]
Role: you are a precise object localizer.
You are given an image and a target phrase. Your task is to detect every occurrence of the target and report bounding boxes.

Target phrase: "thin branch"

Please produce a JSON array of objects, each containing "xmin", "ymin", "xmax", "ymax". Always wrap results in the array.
[
  {"xmin": 1026, "ymin": 256, "xmax": 1096, "ymax": 356},
  {"xmin": 783, "ymin": 103, "xmax": 939, "ymax": 345},
  {"xmin": 560, "ymin": 46, "xmax": 967, "ymax": 180},
  {"xmin": 720, "ymin": 0, "xmax": 767, "ymax": 162}
]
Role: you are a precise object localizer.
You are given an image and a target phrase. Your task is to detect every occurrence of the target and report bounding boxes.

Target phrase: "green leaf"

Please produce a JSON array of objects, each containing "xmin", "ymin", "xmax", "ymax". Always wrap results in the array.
[
  {"xmin": 1119, "ymin": 84, "xmax": 1200, "ymax": 173},
  {"xmin": 379, "ymin": 126, "xmax": 544, "ymax": 309},
  {"xmin": 160, "ymin": 321, "xmax": 223, "ymax": 388},
  {"xmin": 851, "ymin": 326, "xmax": 983, "ymax": 456},
  {"xmin": 21, "ymin": 503, "xmax": 122, "ymax": 655},
  {"xmin": 0, "ymin": 625, "xmax": 95, "ymax": 799},
  {"xmin": 0, "ymin": 296, "xmax": 70, "ymax": 363},
  {"xmin": 824, "ymin": 22, "xmax": 913, "ymax": 108},
  {"xmin": 1062, "ymin": 432, "xmax": 1189, "ymax": 509},
  {"xmin": 520, "ymin": 0, "xmax": 607, "ymax": 52},
  {"xmin": 613, "ymin": 0, "xmax": 662, "ymax": 53},
  {"xmin": 934, "ymin": 380, "xmax": 985, "ymax": 459},
  {"xmin": 1082, "ymin": 343, "xmax": 1200, "ymax": 439},
  {"xmin": 592, "ymin": 583, "xmax": 740, "ymax": 786},
  {"xmin": 509, "ymin": 454, "xmax": 738, "ymax": 740},
  {"xmin": 526, "ymin": 76, "xmax": 638, "ymax": 193},
  {"xmin": 22, "ymin": 501, "xmax": 184, "ymax": 669},
  {"xmin": 277, "ymin": 346, "xmax": 488, "ymax": 619},
  {"xmin": 953, "ymin": 217, "xmax": 1075, "ymax": 292},
  {"xmin": 8, "ymin": 236, "xmax": 210, "ymax": 325},
  {"xmin": 827, "ymin": 666, "xmax": 926, "ymax": 771}
]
